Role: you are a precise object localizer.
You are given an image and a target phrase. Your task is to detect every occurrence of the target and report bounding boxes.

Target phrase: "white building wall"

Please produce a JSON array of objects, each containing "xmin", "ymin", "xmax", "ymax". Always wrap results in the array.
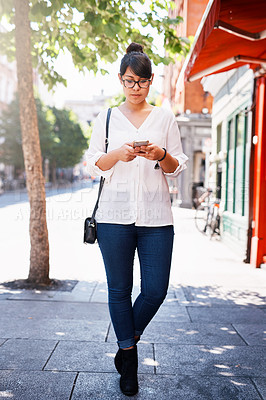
[{"xmin": 0, "ymin": 25, "xmax": 17, "ymax": 112}]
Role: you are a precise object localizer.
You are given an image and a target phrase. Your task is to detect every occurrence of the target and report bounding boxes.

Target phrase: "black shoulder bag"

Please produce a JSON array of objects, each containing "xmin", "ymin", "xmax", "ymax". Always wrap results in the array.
[{"xmin": 83, "ymin": 108, "xmax": 112, "ymax": 244}]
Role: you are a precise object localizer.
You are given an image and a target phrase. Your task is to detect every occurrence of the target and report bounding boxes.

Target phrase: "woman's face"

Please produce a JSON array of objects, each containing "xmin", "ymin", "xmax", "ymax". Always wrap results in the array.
[{"xmin": 119, "ymin": 67, "xmax": 154, "ymax": 105}]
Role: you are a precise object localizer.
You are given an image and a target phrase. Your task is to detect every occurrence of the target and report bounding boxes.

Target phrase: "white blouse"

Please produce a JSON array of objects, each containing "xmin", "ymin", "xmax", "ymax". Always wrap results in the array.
[{"xmin": 86, "ymin": 106, "xmax": 188, "ymax": 226}]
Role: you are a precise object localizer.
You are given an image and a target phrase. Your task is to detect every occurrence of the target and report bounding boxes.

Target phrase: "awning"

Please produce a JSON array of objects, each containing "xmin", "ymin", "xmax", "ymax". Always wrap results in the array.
[{"xmin": 179, "ymin": 0, "xmax": 266, "ymax": 84}]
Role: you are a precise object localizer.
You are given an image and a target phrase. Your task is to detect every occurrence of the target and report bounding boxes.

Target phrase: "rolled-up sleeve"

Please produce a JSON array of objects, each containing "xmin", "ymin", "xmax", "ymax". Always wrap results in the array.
[
  {"xmin": 163, "ymin": 114, "xmax": 188, "ymax": 177},
  {"xmin": 86, "ymin": 110, "xmax": 114, "ymax": 179}
]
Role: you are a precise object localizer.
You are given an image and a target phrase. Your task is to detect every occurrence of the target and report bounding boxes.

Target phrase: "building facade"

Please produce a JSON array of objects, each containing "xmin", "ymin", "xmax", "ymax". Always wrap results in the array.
[
  {"xmin": 202, "ymin": 66, "xmax": 253, "ymax": 258},
  {"xmin": 179, "ymin": 0, "xmax": 266, "ymax": 267},
  {"xmin": 0, "ymin": 25, "xmax": 17, "ymax": 113},
  {"xmin": 0, "ymin": 24, "xmax": 17, "ymax": 186},
  {"xmin": 64, "ymin": 92, "xmax": 109, "ymax": 126},
  {"xmin": 174, "ymin": 113, "xmax": 212, "ymax": 208},
  {"xmin": 0, "ymin": 54, "xmax": 16, "ymax": 113},
  {"xmin": 64, "ymin": 94, "xmax": 110, "ymax": 181},
  {"xmin": 163, "ymin": 0, "xmax": 213, "ymax": 207},
  {"xmin": 164, "ymin": 0, "xmax": 213, "ymax": 115}
]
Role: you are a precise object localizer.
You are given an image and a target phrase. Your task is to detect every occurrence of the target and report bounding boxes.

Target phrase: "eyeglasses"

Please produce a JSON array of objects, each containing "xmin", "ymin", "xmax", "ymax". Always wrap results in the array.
[{"xmin": 121, "ymin": 78, "xmax": 152, "ymax": 89}]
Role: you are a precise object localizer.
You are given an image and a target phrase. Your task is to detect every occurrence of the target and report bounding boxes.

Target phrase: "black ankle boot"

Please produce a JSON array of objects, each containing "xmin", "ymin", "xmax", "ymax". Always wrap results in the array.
[
  {"xmin": 115, "ymin": 338, "xmax": 140, "ymax": 375},
  {"xmin": 114, "ymin": 348, "xmax": 123, "ymax": 374},
  {"xmin": 120, "ymin": 346, "xmax": 138, "ymax": 396}
]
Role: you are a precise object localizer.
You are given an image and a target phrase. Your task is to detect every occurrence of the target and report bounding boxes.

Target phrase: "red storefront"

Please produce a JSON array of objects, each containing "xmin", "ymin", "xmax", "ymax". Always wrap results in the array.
[{"xmin": 179, "ymin": 0, "xmax": 266, "ymax": 267}]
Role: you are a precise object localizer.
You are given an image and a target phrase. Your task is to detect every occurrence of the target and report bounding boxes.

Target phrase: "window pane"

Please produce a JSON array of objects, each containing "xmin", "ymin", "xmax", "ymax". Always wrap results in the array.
[
  {"xmin": 235, "ymin": 114, "xmax": 245, "ymax": 215},
  {"xmin": 244, "ymin": 112, "xmax": 252, "ymax": 216},
  {"xmin": 217, "ymin": 124, "xmax": 222, "ymax": 153},
  {"xmin": 227, "ymin": 119, "xmax": 234, "ymax": 212}
]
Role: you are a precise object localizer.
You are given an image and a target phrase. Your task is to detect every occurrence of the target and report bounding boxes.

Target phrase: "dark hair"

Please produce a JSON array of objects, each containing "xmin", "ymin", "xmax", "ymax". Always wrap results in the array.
[{"xmin": 120, "ymin": 42, "xmax": 152, "ymax": 79}]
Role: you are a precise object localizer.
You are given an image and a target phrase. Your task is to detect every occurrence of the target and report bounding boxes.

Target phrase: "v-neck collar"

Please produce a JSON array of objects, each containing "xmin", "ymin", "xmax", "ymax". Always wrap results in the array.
[{"xmin": 116, "ymin": 106, "xmax": 156, "ymax": 130}]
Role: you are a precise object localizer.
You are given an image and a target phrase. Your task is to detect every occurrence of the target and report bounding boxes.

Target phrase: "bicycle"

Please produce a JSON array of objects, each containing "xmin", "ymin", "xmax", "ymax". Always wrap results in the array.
[{"xmin": 194, "ymin": 188, "xmax": 221, "ymax": 238}]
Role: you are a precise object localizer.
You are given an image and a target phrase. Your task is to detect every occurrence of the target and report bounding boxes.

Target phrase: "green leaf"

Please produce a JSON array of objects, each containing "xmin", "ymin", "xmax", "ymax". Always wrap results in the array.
[
  {"xmin": 0, "ymin": 0, "xmax": 190, "ymax": 90},
  {"xmin": 30, "ymin": 3, "xmax": 53, "ymax": 18},
  {"xmin": 98, "ymin": 1, "xmax": 107, "ymax": 10},
  {"xmin": 84, "ymin": 11, "xmax": 95, "ymax": 23},
  {"xmin": 163, "ymin": 17, "xmax": 183, "ymax": 26},
  {"xmin": 104, "ymin": 22, "xmax": 121, "ymax": 37}
]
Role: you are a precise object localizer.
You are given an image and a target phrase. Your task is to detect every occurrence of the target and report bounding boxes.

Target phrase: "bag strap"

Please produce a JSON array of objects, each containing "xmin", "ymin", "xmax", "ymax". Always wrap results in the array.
[{"xmin": 91, "ymin": 107, "xmax": 112, "ymax": 220}]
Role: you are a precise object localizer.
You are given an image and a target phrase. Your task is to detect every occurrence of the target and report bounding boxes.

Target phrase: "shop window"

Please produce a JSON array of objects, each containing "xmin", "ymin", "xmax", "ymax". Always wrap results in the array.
[
  {"xmin": 235, "ymin": 114, "xmax": 245, "ymax": 214},
  {"xmin": 226, "ymin": 111, "xmax": 248, "ymax": 216},
  {"xmin": 244, "ymin": 111, "xmax": 251, "ymax": 216},
  {"xmin": 217, "ymin": 124, "xmax": 222, "ymax": 153},
  {"xmin": 226, "ymin": 119, "xmax": 235, "ymax": 212},
  {"xmin": 216, "ymin": 124, "xmax": 222, "ymax": 199}
]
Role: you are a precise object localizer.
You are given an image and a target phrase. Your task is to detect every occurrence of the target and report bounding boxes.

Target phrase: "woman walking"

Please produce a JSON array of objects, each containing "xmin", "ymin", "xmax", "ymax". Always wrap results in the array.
[{"xmin": 87, "ymin": 42, "xmax": 188, "ymax": 396}]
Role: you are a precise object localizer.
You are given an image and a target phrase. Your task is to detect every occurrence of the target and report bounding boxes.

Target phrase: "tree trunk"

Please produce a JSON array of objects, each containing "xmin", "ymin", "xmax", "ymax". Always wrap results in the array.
[{"xmin": 15, "ymin": 0, "xmax": 50, "ymax": 284}]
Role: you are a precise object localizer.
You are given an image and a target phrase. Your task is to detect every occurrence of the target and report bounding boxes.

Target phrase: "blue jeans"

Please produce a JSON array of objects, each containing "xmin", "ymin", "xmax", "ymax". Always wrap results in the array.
[{"xmin": 97, "ymin": 223, "xmax": 174, "ymax": 349}]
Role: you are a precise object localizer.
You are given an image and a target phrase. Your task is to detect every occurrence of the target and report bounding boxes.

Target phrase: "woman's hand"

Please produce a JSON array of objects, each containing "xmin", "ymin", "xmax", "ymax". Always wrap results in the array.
[
  {"xmin": 95, "ymin": 142, "xmax": 135, "ymax": 171},
  {"xmin": 134, "ymin": 143, "xmax": 165, "ymax": 161},
  {"xmin": 134, "ymin": 142, "xmax": 179, "ymax": 173},
  {"xmin": 117, "ymin": 142, "xmax": 136, "ymax": 162}
]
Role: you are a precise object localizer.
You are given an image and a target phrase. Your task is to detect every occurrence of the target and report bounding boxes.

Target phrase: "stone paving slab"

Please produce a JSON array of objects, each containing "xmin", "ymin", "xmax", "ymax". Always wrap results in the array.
[
  {"xmin": 252, "ymin": 378, "xmax": 266, "ymax": 399},
  {"xmin": 3, "ymin": 281, "xmax": 184, "ymax": 306},
  {"xmin": 0, "ymin": 339, "xmax": 57, "ymax": 370},
  {"xmin": 1, "ymin": 281, "xmax": 97, "ymax": 303},
  {"xmin": 71, "ymin": 372, "xmax": 120, "ymax": 400},
  {"xmin": 140, "ymin": 322, "xmax": 246, "ymax": 345},
  {"xmin": 170, "ymin": 285, "xmax": 187, "ymax": 304},
  {"xmin": 0, "ymin": 300, "xmax": 110, "ymax": 320},
  {"xmin": 187, "ymin": 306, "xmax": 266, "ymax": 324},
  {"xmin": 0, "ymin": 317, "xmax": 110, "ymax": 341},
  {"xmin": 179, "ymin": 286, "xmax": 266, "ymax": 307},
  {"xmin": 53, "ymin": 281, "xmax": 97, "ymax": 302},
  {"xmin": 0, "ymin": 293, "xmax": 10, "ymax": 301},
  {"xmin": 107, "ymin": 322, "xmax": 246, "ymax": 346},
  {"xmin": 71, "ymin": 372, "xmax": 262, "ymax": 400},
  {"xmin": 146, "ymin": 305, "xmax": 190, "ymax": 323},
  {"xmin": 221, "ymin": 289, "xmax": 266, "ymax": 307},
  {"xmin": 90, "ymin": 282, "xmax": 109, "ymax": 303},
  {"xmin": 233, "ymin": 324, "xmax": 266, "ymax": 346},
  {"xmin": 5, "ymin": 291, "xmax": 57, "ymax": 301},
  {"xmin": 181, "ymin": 286, "xmax": 230, "ymax": 306},
  {"xmin": 164, "ymin": 287, "xmax": 180, "ymax": 299},
  {"xmin": 161, "ymin": 297, "xmax": 180, "ymax": 306},
  {"xmin": 0, "ymin": 370, "xmax": 76, "ymax": 400},
  {"xmin": 45, "ymin": 341, "xmax": 155, "ymax": 374},
  {"xmin": 155, "ymin": 343, "xmax": 266, "ymax": 377}
]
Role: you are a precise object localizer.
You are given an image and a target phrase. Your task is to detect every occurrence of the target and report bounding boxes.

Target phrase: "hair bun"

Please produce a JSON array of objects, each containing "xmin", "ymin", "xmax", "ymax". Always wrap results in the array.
[{"xmin": 126, "ymin": 42, "xmax": 144, "ymax": 54}]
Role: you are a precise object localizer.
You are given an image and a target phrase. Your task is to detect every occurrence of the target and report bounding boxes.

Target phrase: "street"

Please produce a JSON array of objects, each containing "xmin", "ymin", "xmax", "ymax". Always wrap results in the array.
[
  {"xmin": 0, "ymin": 184, "xmax": 266, "ymax": 399},
  {"xmin": 0, "ymin": 183, "xmax": 104, "ymax": 283}
]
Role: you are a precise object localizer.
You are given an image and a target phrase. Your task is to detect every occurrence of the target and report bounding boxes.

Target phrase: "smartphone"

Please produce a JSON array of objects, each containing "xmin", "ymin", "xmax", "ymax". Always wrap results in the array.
[{"xmin": 133, "ymin": 140, "xmax": 149, "ymax": 148}]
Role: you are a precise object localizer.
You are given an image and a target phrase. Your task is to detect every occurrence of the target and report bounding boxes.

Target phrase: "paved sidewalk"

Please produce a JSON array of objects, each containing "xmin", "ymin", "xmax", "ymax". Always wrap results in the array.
[{"xmin": 0, "ymin": 207, "xmax": 266, "ymax": 399}]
